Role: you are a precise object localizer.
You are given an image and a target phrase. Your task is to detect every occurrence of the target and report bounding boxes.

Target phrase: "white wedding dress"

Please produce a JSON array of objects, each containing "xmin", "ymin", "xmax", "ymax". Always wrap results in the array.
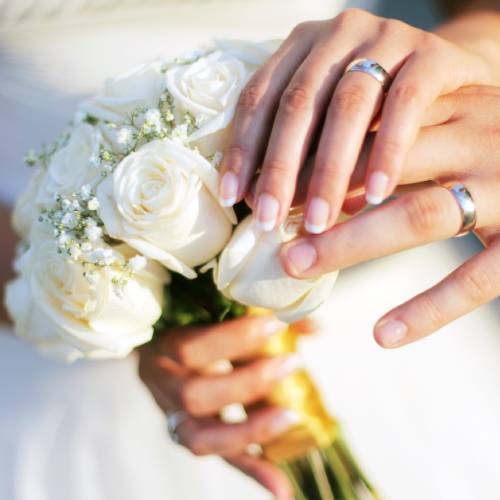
[{"xmin": 1, "ymin": 2, "xmax": 500, "ymax": 500}]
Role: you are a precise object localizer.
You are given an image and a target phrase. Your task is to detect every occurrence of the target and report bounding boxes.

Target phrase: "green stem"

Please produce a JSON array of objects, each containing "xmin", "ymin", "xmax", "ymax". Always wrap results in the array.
[
  {"xmin": 335, "ymin": 436, "xmax": 379, "ymax": 498},
  {"xmin": 323, "ymin": 444, "xmax": 360, "ymax": 500},
  {"xmin": 307, "ymin": 449, "xmax": 335, "ymax": 500},
  {"xmin": 281, "ymin": 462, "xmax": 308, "ymax": 500}
]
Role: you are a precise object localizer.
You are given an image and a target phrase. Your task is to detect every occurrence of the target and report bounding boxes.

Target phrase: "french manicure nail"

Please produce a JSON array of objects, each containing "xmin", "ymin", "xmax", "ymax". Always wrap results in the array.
[
  {"xmin": 275, "ymin": 354, "xmax": 302, "ymax": 379},
  {"xmin": 285, "ymin": 241, "xmax": 317, "ymax": 274},
  {"xmin": 256, "ymin": 193, "xmax": 279, "ymax": 232},
  {"xmin": 305, "ymin": 197, "xmax": 330, "ymax": 234},
  {"xmin": 219, "ymin": 172, "xmax": 239, "ymax": 207},
  {"xmin": 270, "ymin": 410, "xmax": 301, "ymax": 434},
  {"xmin": 366, "ymin": 171, "xmax": 389, "ymax": 205},
  {"xmin": 262, "ymin": 318, "xmax": 288, "ymax": 337},
  {"xmin": 376, "ymin": 319, "xmax": 408, "ymax": 347}
]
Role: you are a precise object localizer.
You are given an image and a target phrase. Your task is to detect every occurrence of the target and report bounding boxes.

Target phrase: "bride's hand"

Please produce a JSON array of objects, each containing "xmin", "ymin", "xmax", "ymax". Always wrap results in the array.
[
  {"xmin": 218, "ymin": 9, "xmax": 494, "ymax": 233},
  {"xmin": 138, "ymin": 315, "xmax": 300, "ymax": 500},
  {"xmin": 280, "ymin": 85, "xmax": 500, "ymax": 349}
]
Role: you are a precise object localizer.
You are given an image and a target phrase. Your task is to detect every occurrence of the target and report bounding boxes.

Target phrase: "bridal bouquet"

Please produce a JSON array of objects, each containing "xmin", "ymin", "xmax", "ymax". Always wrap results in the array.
[{"xmin": 6, "ymin": 40, "xmax": 378, "ymax": 499}]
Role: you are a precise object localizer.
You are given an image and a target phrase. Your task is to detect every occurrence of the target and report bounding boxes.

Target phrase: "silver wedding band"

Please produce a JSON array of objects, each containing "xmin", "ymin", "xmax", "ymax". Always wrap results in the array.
[
  {"xmin": 345, "ymin": 58, "xmax": 392, "ymax": 90},
  {"xmin": 166, "ymin": 410, "xmax": 189, "ymax": 443},
  {"xmin": 441, "ymin": 182, "xmax": 477, "ymax": 237}
]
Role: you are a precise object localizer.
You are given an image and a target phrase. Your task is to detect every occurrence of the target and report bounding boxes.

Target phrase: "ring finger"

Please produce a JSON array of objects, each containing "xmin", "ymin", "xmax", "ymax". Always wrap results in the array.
[{"xmin": 281, "ymin": 179, "xmax": 494, "ymax": 279}]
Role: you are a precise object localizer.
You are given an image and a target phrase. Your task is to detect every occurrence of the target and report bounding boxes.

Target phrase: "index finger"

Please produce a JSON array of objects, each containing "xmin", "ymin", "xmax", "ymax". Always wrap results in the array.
[
  {"xmin": 218, "ymin": 30, "xmax": 315, "ymax": 207},
  {"xmin": 157, "ymin": 315, "xmax": 287, "ymax": 370}
]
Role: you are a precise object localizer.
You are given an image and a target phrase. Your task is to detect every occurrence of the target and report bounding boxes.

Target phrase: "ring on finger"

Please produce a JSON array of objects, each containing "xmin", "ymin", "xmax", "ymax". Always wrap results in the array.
[
  {"xmin": 345, "ymin": 58, "xmax": 392, "ymax": 90},
  {"xmin": 166, "ymin": 409, "xmax": 189, "ymax": 444},
  {"xmin": 439, "ymin": 182, "xmax": 477, "ymax": 237}
]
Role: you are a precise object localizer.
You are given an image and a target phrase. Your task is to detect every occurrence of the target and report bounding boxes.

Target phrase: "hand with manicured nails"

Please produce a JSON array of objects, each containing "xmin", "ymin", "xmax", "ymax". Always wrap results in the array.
[
  {"xmin": 138, "ymin": 315, "xmax": 305, "ymax": 500},
  {"xmin": 218, "ymin": 9, "xmax": 499, "ymax": 235},
  {"xmin": 278, "ymin": 85, "xmax": 500, "ymax": 349}
]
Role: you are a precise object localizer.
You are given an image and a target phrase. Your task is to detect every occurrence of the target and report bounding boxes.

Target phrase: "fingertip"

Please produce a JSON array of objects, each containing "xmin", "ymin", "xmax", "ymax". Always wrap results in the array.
[
  {"xmin": 365, "ymin": 171, "xmax": 389, "ymax": 205},
  {"xmin": 280, "ymin": 239, "xmax": 317, "ymax": 278},
  {"xmin": 373, "ymin": 317, "xmax": 408, "ymax": 349},
  {"xmin": 219, "ymin": 171, "xmax": 239, "ymax": 208},
  {"xmin": 304, "ymin": 197, "xmax": 330, "ymax": 234}
]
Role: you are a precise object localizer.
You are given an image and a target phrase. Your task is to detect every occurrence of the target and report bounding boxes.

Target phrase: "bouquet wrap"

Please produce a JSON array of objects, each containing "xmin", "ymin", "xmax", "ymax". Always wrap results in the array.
[{"xmin": 250, "ymin": 308, "xmax": 379, "ymax": 500}]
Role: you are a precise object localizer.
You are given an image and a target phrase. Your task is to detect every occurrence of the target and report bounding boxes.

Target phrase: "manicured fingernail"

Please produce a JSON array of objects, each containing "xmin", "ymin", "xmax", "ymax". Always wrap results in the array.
[
  {"xmin": 219, "ymin": 172, "xmax": 238, "ymax": 207},
  {"xmin": 305, "ymin": 197, "xmax": 330, "ymax": 234},
  {"xmin": 366, "ymin": 171, "xmax": 389, "ymax": 205},
  {"xmin": 276, "ymin": 354, "xmax": 302, "ymax": 379},
  {"xmin": 270, "ymin": 410, "xmax": 301, "ymax": 434},
  {"xmin": 262, "ymin": 318, "xmax": 288, "ymax": 337},
  {"xmin": 376, "ymin": 319, "xmax": 408, "ymax": 347},
  {"xmin": 285, "ymin": 241, "xmax": 317, "ymax": 274},
  {"xmin": 256, "ymin": 193, "xmax": 279, "ymax": 232}
]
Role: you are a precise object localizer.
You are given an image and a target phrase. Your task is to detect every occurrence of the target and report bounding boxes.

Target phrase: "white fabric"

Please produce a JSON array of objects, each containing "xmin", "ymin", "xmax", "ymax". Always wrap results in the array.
[{"xmin": 2, "ymin": 1, "xmax": 500, "ymax": 499}]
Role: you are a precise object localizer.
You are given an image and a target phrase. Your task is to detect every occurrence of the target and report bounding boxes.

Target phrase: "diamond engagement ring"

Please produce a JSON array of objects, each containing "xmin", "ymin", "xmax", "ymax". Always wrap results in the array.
[
  {"xmin": 166, "ymin": 410, "xmax": 189, "ymax": 444},
  {"xmin": 345, "ymin": 58, "xmax": 392, "ymax": 90},
  {"xmin": 440, "ymin": 182, "xmax": 477, "ymax": 237}
]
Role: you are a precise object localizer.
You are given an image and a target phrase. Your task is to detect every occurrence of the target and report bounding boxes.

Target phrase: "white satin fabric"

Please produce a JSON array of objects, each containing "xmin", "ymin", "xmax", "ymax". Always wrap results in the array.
[{"xmin": 1, "ymin": 1, "xmax": 500, "ymax": 499}]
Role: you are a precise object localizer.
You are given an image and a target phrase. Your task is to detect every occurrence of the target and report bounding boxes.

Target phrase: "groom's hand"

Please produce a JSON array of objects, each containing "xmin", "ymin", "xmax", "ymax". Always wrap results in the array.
[
  {"xmin": 280, "ymin": 85, "xmax": 500, "ymax": 349},
  {"xmin": 138, "ymin": 315, "xmax": 300, "ymax": 500}
]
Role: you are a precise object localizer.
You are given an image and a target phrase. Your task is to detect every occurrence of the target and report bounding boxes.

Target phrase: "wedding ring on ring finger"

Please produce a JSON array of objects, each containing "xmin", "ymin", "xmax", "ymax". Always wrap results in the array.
[
  {"xmin": 440, "ymin": 182, "xmax": 477, "ymax": 237},
  {"xmin": 345, "ymin": 58, "xmax": 392, "ymax": 91},
  {"xmin": 166, "ymin": 409, "xmax": 189, "ymax": 444}
]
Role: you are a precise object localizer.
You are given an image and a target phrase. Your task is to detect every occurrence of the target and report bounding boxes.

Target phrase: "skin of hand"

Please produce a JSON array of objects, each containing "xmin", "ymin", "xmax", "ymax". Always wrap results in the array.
[
  {"xmin": 138, "ymin": 315, "xmax": 305, "ymax": 500},
  {"xmin": 218, "ymin": 6, "xmax": 500, "ymax": 236},
  {"xmin": 278, "ymin": 85, "xmax": 500, "ymax": 349}
]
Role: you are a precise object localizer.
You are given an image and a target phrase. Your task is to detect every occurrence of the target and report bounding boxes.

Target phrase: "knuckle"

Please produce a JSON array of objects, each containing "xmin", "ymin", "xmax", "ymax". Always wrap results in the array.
[
  {"xmin": 280, "ymin": 82, "xmax": 313, "ymax": 113},
  {"xmin": 312, "ymin": 158, "xmax": 342, "ymax": 187},
  {"xmin": 261, "ymin": 159, "xmax": 291, "ymax": 179},
  {"xmin": 333, "ymin": 84, "xmax": 369, "ymax": 114},
  {"xmin": 179, "ymin": 379, "xmax": 203, "ymax": 416},
  {"xmin": 403, "ymin": 193, "xmax": 446, "ymax": 235},
  {"xmin": 172, "ymin": 340, "xmax": 194, "ymax": 368},
  {"xmin": 414, "ymin": 294, "xmax": 446, "ymax": 328},
  {"xmin": 237, "ymin": 82, "xmax": 265, "ymax": 112},
  {"xmin": 379, "ymin": 18, "xmax": 408, "ymax": 37},
  {"xmin": 184, "ymin": 432, "xmax": 210, "ymax": 456},
  {"xmin": 223, "ymin": 144, "xmax": 251, "ymax": 172},
  {"xmin": 391, "ymin": 83, "xmax": 422, "ymax": 106},
  {"xmin": 336, "ymin": 8, "xmax": 368, "ymax": 27},
  {"xmin": 291, "ymin": 21, "xmax": 313, "ymax": 37},
  {"xmin": 418, "ymin": 30, "xmax": 440, "ymax": 49},
  {"xmin": 454, "ymin": 265, "xmax": 496, "ymax": 304},
  {"xmin": 375, "ymin": 135, "xmax": 404, "ymax": 161}
]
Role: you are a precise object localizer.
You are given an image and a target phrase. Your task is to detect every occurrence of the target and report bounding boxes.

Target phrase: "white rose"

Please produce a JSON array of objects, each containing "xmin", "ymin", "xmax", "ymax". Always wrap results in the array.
[
  {"xmin": 215, "ymin": 213, "xmax": 338, "ymax": 323},
  {"xmin": 97, "ymin": 139, "xmax": 236, "ymax": 279},
  {"xmin": 12, "ymin": 167, "xmax": 45, "ymax": 240},
  {"xmin": 36, "ymin": 124, "xmax": 102, "ymax": 206},
  {"xmin": 79, "ymin": 61, "xmax": 165, "ymax": 124},
  {"xmin": 166, "ymin": 50, "xmax": 254, "ymax": 156},
  {"xmin": 5, "ymin": 239, "xmax": 169, "ymax": 362},
  {"xmin": 214, "ymin": 39, "xmax": 278, "ymax": 67}
]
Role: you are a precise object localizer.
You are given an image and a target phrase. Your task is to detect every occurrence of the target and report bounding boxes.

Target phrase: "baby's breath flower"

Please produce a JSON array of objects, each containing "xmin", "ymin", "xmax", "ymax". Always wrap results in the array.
[
  {"xmin": 116, "ymin": 126, "xmax": 136, "ymax": 147},
  {"xmin": 80, "ymin": 184, "xmax": 92, "ymax": 200},
  {"xmin": 85, "ymin": 225, "xmax": 102, "ymax": 242},
  {"xmin": 87, "ymin": 197, "xmax": 100, "ymax": 211},
  {"xmin": 61, "ymin": 212, "xmax": 78, "ymax": 229}
]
